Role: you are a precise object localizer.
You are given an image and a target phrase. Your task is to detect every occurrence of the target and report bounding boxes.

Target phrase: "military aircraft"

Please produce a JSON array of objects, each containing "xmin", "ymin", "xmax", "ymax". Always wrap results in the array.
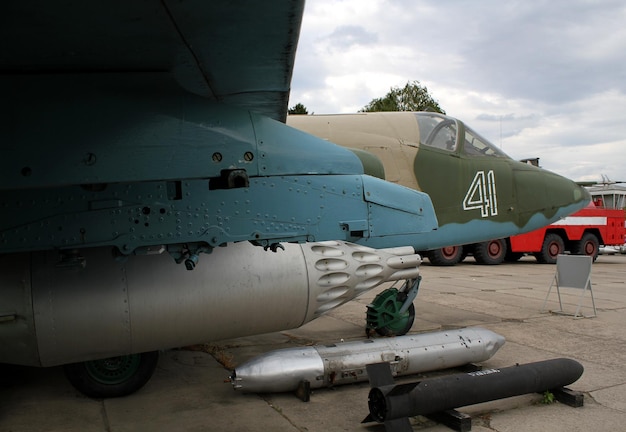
[
  {"xmin": 288, "ymin": 112, "xmax": 591, "ymax": 263},
  {"xmin": 0, "ymin": 1, "xmax": 588, "ymax": 398}
]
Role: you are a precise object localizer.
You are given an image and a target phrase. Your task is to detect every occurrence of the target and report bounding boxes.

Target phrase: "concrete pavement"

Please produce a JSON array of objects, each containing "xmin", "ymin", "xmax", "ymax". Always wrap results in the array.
[{"xmin": 1, "ymin": 254, "xmax": 625, "ymax": 431}]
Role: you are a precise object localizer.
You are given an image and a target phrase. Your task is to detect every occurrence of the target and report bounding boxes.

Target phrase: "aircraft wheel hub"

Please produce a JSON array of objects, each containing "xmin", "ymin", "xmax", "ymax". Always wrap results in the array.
[
  {"xmin": 84, "ymin": 355, "xmax": 142, "ymax": 385},
  {"xmin": 366, "ymin": 288, "xmax": 415, "ymax": 337}
]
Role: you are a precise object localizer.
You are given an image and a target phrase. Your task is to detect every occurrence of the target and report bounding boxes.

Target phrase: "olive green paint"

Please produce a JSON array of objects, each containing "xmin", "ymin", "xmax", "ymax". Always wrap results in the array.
[
  {"xmin": 348, "ymin": 148, "xmax": 386, "ymax": 180},
  {"xmin": 288, "ymin": 112, "xmax": 589, "ymax": 231}
]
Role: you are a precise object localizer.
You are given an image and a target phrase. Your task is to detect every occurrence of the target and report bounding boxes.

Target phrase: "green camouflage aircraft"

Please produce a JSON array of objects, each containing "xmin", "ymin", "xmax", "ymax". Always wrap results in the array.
[{"xmin": 288, "ymin": 111, "xmax": 590, "ymax": 261}]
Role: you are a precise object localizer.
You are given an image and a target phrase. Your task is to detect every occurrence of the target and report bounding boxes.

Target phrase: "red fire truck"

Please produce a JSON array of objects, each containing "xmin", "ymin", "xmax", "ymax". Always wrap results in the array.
[{"xmin": 426, "ymin": 198, "xmax": 626, "ymax": 265}]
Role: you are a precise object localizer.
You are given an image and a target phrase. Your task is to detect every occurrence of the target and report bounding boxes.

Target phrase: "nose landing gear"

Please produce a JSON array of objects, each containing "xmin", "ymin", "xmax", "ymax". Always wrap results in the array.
[{"xmin": 366, "ymin": 277, "xmax": 420, "ymax": 337}]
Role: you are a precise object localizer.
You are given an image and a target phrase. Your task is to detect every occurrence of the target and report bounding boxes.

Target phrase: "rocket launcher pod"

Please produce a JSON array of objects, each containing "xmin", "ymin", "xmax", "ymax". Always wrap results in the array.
[
  {"xmin": 0, "ymin": 240, "xmax": 421, "ymax": 367},
  {"xmin": 230, "ymin": 327, "xmax": 504, "ymax": 393},
  {"xmin": 364, "ymin": 357, "xmax": 584, "ymax": 431}
]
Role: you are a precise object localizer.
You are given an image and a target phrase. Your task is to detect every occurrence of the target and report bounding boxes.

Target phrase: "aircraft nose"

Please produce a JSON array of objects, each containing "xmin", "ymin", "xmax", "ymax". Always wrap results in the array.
[
  {"xmin": 512, "ymin": 163, "xmax": 590, "ymax": 226},
  {"xmin": 577, "ymin": 181, "xmax": 591, "ymax": 203}
]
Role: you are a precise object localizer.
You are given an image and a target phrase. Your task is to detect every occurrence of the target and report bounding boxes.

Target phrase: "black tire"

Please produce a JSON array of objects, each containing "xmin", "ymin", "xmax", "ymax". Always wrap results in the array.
[
  {"xmin": 473, "ymin": 239, "xmax": 507, "ymax": 265},
  {"xmin": 571, "ymin": 232, "xmax": 600, "ymax": 261},
  {"xmin": 534, "ymin": 233, "xmax": 564, "ymax": 264},
  {"xmin": 64, "ymin": 351, "xmax": 159, "ymax": 398},
  {"xmin": 426, "ymin": 246, "xmax": 464, "ymax": 266}
]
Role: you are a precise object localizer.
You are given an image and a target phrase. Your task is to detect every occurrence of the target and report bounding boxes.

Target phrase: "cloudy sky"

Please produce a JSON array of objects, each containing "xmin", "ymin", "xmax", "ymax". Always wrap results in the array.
[{"xmin": 288, "ymin": 0, "xmax": 626, "ymax": 182}]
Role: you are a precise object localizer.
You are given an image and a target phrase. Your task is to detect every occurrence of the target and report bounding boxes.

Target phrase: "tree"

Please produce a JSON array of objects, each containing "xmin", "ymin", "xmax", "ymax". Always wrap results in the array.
[
  {"xmin": 360, "ymin": 81, "xmax": 445, "ymax": 114},
  {"xmin": 288, "ymin": 103, "xmax": 309, "ymax": 115}
]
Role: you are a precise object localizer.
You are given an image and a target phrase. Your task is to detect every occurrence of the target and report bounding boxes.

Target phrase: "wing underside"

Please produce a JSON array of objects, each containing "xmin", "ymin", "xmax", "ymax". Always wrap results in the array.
[{"xmin": 1, "ymin": 0, "xmax": 305, "ymax": 121}]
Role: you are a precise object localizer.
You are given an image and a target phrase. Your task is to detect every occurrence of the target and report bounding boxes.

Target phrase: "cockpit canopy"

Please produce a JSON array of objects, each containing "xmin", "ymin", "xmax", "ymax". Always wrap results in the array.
[{"xmin": 415, "ymin": 113, "xmax": 509, "ymax": 158}]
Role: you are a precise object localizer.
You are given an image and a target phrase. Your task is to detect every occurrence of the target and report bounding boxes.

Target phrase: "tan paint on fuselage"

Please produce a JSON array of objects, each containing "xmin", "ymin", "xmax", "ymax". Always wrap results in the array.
[
  {"xmin": 288, "ymin": 113, "xmax": 421, "ymax": 190},
  {"xmin": 289, "ymin": 111, "xmax": 591, "ymax": 233}
]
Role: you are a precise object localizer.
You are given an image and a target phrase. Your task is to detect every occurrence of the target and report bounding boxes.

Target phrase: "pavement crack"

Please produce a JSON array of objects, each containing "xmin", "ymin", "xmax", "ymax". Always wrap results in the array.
[
  {"xmin": 100, "ymin": 401, "xmax": 111, "ymax": 432},
  {"xmin": 587, "ymin": 391, "xmax": 626, "ymax": 414},
  {"xmin": 593, "ymin": 382, "xmax": 626, "ymax": 392},
  {"xmin": 502, "ymin": 318, "xmax": 525, "ymax": 322},
  {"xmin": 260, "ymin": 395, "xmax": 307, "ymax": 432}
]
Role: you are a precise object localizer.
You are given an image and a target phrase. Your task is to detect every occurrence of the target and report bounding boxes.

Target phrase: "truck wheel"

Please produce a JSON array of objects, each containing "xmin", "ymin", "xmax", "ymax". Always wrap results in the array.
[
  {"xmin": 426, "ymin": 246, "xmax": 464, "ymax": 266},
  {"xmin": 473, "ymin": 240, "xmax": 506, "ymax": 265},
  {"xmin": 534, "ymin": 233, "xmax": 564, "ymax": 264},
  {"xmin": 572, "ymin": 233, "xmax": 600, "ymax": 261},
  {"xmin": 64, "ymin": 351, "xmax": 159, "ymax": 398}
]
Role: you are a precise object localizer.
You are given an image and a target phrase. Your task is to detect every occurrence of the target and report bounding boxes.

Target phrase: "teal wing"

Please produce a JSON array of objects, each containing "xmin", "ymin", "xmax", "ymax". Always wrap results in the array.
[
  {"xmin": 2, "ymin": 0, "xmax": 304, "ymax": 122},
  {"xmin": 0, "ymin": 1, "xmax": 440, "ymax": 256}
]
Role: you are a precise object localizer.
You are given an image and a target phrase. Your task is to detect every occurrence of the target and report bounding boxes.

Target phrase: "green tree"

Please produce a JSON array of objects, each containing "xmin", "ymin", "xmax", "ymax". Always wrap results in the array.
[
  {"xmin": 361, "ymin": 81, "xmax": 445, "ymax": 114},
  {"xmin": 288, "ymin": 103, "xmax": 309, "ymax": 115}
]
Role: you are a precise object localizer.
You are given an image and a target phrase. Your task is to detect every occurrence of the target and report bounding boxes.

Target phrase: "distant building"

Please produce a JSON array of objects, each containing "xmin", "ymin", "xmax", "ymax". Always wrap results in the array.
[{"xmin": 586, "ymin": 185, "xmax": 626, "ymax": 210}]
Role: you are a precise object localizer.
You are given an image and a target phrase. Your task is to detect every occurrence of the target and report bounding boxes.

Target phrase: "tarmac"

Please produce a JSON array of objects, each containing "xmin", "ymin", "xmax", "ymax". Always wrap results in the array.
[{"xmin": 1, "ymin": 254, "xmax": 625, "ymax": 432}]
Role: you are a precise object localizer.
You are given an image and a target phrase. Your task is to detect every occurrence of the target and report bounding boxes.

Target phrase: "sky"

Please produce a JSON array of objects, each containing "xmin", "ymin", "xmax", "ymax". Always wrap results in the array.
[{"xmin": 288, "ymin": 0, "xmax": 626, "ymax": 183}]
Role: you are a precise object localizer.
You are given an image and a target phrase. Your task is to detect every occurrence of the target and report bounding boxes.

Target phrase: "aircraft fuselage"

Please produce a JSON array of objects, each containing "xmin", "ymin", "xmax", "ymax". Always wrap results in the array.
[{"xmin": 288, "ymin": 112, "xmax": 590, "ymax": 251}]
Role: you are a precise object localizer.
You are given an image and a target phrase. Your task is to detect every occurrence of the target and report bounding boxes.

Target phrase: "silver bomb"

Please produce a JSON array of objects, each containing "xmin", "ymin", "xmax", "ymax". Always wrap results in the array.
[{"xmin": 230, "ymin": 327, "xmax": 505, "ymax": 393}]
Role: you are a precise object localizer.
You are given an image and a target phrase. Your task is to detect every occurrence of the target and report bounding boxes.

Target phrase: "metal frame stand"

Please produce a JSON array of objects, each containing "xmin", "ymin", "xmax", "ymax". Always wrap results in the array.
[{"xmin": 541, "ymin": 254, "xmax": 596, "ymax": 318}]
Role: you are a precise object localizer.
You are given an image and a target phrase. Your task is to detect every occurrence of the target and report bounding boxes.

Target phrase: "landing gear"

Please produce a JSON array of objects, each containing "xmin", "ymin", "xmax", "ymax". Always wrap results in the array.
[
  {"xmin": 64, "ymin": 351, "xmax": 159, "ymax": 398},
  {"xmin": 366, "ymin": 277, "xmax": 420, "ymax": 337}
]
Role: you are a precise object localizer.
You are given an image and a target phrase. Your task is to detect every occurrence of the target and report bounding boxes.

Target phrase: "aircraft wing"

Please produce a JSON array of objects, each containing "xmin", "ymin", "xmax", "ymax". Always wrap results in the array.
[
  {"xmin": 0, "ymin": 1, "xmax": 439, "ymax": 256},
  {"xmin": 2, "ymin": 0, "xmax": 303, "ymax": 122}
]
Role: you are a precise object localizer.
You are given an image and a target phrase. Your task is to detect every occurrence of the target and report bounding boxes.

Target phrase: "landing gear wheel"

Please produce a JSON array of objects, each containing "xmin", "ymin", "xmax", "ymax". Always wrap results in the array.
[
  {"xmin": 366, "ymin": 288, "xmax": 415, "ymax": 337},
  {"xmin": 534, "ymin": 233, "xmax": 564, "ymax": 264},
  {"xmin": 64, "ymin": 351, "xmax": 159, "ymax": 398},
  {"xmin": 427, "ymin": 246, "xmax": 464, "ymax": 266},
  {"xmin": 473, "ymin": 239, "xmax": 507, "ymax": 265},
  {"xmin": 571, "ymin": 233, "xmax": 600, "ymax": 261}
]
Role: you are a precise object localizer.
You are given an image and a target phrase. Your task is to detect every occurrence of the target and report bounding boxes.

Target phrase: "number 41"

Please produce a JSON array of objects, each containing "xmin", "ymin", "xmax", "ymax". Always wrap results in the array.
[{"xmin": 463, "ymin": 170, "xmax": 498, "ymax": 217}]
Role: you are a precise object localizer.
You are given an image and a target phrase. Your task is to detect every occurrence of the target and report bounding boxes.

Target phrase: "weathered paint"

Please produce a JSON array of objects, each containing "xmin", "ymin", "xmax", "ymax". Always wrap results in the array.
[
  {"xmin": 288, "ymin": 112, "xmax": 590, "ymax": 249},
  {"xmin": 0, "ymin": 3, "xmax": 442, "ymax": 256}
]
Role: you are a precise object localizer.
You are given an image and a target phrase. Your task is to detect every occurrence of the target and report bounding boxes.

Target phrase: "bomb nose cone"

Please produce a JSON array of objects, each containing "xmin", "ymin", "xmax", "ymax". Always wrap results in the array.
[
  {"xmin": 555, "ymin": 357, "xmax": 584, "ymax": 383},
  {"xmin": 480, "ymin": 329, "xmax": 506, "ymax": 356},
  {"xmin": 230, "ymin": 346, "xmax": 324, "ymax": 393}
]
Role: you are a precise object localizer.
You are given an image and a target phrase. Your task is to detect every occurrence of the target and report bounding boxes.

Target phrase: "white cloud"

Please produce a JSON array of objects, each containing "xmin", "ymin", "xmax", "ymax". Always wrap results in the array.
[{"xmin": 289, "ymin": 0, "xmax": 626, "ymax": 182}]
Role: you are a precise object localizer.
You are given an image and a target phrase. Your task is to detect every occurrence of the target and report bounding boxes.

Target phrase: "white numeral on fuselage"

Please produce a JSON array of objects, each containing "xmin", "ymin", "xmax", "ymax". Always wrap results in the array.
[{"xmin": 463, "ymin": 170, "xmax": 498, "ymax": 217}]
